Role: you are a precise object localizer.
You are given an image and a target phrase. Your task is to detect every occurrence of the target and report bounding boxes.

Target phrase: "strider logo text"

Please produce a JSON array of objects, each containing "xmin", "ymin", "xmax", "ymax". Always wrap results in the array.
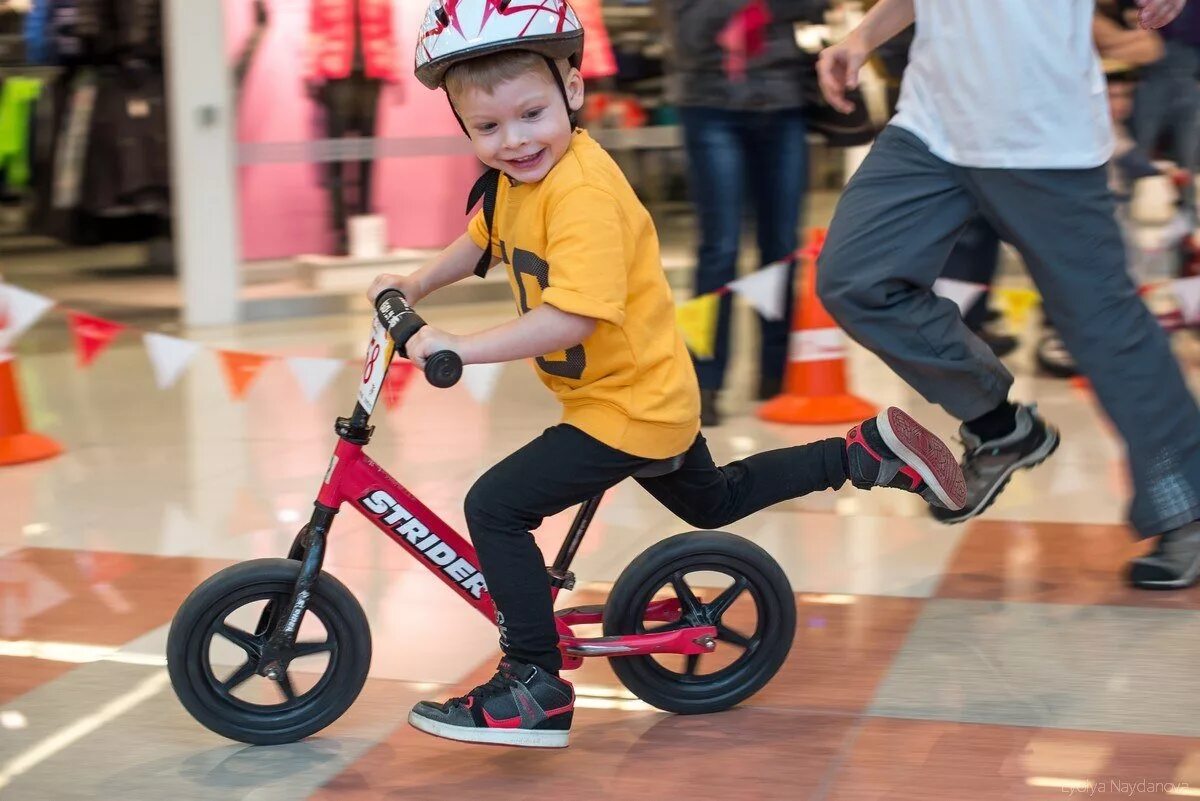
[{"xmin": 358, "ymin": 490, "xmax": 488, "ymax": 599}]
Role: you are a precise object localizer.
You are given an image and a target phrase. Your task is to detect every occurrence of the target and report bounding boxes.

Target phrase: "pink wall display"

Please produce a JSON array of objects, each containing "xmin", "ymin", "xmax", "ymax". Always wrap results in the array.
[{"xmin": 225, "ymin": 0, "xmax": 482, "ymax": 260}]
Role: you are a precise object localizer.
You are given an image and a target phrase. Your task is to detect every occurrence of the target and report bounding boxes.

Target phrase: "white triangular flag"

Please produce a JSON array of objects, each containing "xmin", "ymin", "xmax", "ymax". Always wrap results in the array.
[
  {"xmin": 143, "ymin": 332, "xmax": 202, "ymax": 389},
  {"xmin": 933, "ymin": 278, "xmax": 988, "ymax": 316},
  {"xmin": 1172, "ymin": 276, "xmax": 1200, "ymax": 324},
  {"xmin": 462, "ymin": 362, "xmax": 503, "ymax": 403},
  {"xmin": 0, "ymin": 283, "xmax": 55, "ymax": 350},
  {"xmin": 286, "ymin": 356, "xmax": 343, "ymax": 403},
  {"xmin": 728, "ymin": 261, "xmax": 790, "ymax": 321}
]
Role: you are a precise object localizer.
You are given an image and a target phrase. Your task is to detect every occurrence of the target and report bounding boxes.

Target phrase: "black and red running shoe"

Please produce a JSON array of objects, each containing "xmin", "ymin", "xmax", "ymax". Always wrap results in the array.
[
  {"xmin": 408, "ymin": 658, "xmax": 574, "ymax": 748},
  {"xmin": 846, "ymin": 407, "xmax": 967, "ymax": 511}
]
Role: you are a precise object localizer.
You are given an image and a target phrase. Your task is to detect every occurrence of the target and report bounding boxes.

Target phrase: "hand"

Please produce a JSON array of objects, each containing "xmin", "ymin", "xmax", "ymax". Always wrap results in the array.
[
  {"xmin": 817, "ymin": 35, "xmax": 870, "ymax": 115},
  {"xmin": 366, "ymin": 273, "xmax": 422, "ymax": 305},
  {"xmin": 1137, "ymin": 0, "xmax": 1187, "ymax": 29},
  {"xmin": 403, "ymin": 326, "xmax": 462, "ymax": 370}
]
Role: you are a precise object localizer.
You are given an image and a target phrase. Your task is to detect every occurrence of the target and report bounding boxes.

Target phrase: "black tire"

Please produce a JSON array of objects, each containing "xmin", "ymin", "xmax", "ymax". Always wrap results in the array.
[
  {"xmin": 602, "ymin": 531, "xmax": 795, "ymax": 714},
  {"xmin": 166, "ymin": 558, "xmax": 371, "ymax": 745}
]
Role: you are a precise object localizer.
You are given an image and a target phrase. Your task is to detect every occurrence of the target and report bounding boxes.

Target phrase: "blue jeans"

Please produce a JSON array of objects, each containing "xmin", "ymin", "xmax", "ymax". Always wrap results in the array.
[
  {"xmin": 1133, "ymin": 39, "xmax": 1200, "ymax": 205},
  {"xmin": 679, "ymin": 106, "xmax": 808, "ymax": 390}
]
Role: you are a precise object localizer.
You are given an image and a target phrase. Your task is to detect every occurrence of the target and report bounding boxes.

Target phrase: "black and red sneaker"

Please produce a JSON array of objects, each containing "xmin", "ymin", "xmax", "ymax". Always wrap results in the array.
[
  {"xmin": 846, "ymin": 407, "xmax": 967, "ymax": 510},
  {"xmin": 408, "ymin": 658, "xmax": 574, "ymax": 748}
]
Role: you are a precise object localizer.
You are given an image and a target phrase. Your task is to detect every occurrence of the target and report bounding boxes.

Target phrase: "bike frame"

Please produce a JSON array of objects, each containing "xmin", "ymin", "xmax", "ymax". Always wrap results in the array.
[{"xmin": 259, "ymin": 317, "xmax": 716, "ymax": 675}]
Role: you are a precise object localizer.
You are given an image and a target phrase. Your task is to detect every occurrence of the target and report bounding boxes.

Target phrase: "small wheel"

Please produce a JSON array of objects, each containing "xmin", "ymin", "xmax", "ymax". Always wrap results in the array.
[
  {"xmin": 166, "ymin": 558, "xmax": 371, "ymax": 745},
  {"xmin": 602, "ymin": 531, "xmax": 795, "ymax": 714}
]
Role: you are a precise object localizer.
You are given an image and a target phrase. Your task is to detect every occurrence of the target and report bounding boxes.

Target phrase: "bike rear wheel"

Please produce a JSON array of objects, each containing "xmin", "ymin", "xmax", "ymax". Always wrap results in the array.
[{"xmin": 602, "ymin": 531, "xmax": 795, "ymax": 714}]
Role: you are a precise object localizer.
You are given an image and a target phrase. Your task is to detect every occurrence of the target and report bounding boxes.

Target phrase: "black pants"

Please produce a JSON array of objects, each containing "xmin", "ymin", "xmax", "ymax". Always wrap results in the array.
[
  {"xmin": 321, "ymin": 73, "xmax": 381, "ymax": 253},
  {"xmin": 465, "ymin": 424, "xmax": 847, "ymax": 674}
]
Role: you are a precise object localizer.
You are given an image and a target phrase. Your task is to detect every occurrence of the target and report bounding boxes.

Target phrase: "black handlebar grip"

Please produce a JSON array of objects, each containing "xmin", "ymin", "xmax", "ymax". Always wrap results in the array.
[
  {"xmin": 375, "ymin": 289, "xmax": 463, "ymax": 387},
  {"xmin": 424, "ymin": 350, "xmax": 463, "ymax": 388},
  {"xmin": 375, "ymin": 289, "xmax": 425, "ymax": 357}
]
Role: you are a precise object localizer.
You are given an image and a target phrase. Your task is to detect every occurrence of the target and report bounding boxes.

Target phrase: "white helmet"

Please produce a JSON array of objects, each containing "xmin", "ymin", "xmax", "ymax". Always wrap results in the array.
[{"xmin": 414, "ymin": 0, "xmax": 584, "ymax": 90}]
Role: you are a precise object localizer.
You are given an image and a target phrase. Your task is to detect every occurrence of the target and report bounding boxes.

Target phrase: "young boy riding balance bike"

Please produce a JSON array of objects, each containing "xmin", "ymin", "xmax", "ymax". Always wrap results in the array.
[{"xmin": 367, "ymin": 0, "xmax": 968, "ymax": 748}]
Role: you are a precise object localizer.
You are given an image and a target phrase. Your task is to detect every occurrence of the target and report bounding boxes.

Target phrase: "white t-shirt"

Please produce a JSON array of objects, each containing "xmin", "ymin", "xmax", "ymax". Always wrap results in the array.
[{"xmin": 892, "ymin": 0, "xmax": 1114, "ymax": 169}]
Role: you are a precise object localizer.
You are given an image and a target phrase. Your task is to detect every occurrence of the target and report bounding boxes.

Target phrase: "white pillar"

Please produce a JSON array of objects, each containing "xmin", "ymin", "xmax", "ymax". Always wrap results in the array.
[{"xmin": 163, "ymin": 0, "xmax": 241, "ymax": 328}]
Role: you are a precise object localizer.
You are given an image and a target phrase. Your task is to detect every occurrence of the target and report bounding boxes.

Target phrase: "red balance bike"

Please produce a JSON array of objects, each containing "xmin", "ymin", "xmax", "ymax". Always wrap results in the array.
[{"xmin": 166, "ymin": 292, "xmax": 796, "ymax": 745}]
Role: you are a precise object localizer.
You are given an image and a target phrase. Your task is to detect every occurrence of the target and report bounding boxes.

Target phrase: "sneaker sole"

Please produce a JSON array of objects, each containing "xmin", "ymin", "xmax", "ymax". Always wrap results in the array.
[
  {"xmin": 876, "ymin": 407, "xmax": 968, "ymax": 511},
  {"xmin": 932, "ymin": 425, "xmax": 1061, "ymax": 525},
  {"xmin": 408, "ymin": 710, "xmax": 569, "ymax": 748}
]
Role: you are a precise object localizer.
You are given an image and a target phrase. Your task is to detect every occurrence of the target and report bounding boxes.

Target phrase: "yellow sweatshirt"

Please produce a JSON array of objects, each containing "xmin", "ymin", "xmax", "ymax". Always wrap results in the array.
[{"xmin": 468, "ymin": 130, "xmax": 700, "ymax": 459}]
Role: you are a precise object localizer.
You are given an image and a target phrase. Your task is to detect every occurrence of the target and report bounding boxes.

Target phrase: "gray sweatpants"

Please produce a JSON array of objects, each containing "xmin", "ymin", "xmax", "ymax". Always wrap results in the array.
[{"xmin": 818, "ymin": 125, "xmax": 1200, "ymax": 538}]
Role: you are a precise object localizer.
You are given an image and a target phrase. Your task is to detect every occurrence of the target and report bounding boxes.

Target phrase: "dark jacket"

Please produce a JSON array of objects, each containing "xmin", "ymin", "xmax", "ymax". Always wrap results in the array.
[{"xmin": 657, "ymin": 0, "xmax": 828, "ymax": 111}]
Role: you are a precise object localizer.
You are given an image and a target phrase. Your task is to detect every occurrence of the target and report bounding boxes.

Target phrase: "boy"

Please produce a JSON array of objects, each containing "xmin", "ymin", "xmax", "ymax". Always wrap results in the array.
[{"xmin": 368, "ymin": 0, "xmax": 966, "ymax": 749}]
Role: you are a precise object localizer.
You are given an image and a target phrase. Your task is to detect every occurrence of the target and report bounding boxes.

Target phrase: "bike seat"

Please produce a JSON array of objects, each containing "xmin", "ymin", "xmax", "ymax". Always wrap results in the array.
[{"xmin": 632, "ymin": 453, "xmax": 686, "ymax": 479}]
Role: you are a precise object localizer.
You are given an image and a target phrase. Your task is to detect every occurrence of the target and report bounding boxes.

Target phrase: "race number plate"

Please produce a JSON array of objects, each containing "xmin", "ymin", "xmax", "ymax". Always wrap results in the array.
[{"xmin": 357, "ymin": 317, "xmax": 395, "ymax": 414}]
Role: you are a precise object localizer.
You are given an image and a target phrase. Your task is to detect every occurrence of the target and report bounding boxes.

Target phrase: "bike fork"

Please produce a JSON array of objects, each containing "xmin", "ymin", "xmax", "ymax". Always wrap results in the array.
[{"xmin": 258, "ymin": 503, "xmax": 337, "ymax": 677}]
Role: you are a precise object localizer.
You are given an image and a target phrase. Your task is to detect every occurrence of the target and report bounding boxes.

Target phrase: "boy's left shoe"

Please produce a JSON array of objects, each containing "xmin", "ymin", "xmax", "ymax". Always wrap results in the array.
[
  {"xmin": 846, "ymin": 407, "xmax": 967, "ymax": 510},
  {"xmin": 408, "ymin": 658, "xmax": 574, "ymax": 748}
]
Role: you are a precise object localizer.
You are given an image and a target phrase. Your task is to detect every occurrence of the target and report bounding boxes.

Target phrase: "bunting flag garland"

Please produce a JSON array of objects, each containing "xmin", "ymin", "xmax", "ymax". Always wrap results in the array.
[
  {"xmin": 993, "ymin": 287, "xmax": 1042, "ymax": 328},
  {"xmin": 285, "ymin": 356, "xmax": 345, "ymax": 403},
  {"xmin": 676, "ymin": 292, "xmax": 721, "ymax": 359},
  {"xmin": 728, "ymin": 260, "xmax": 790, "ymax": 322},
  {"xmin": 66, "ymin": 311, "xmax": 126, "ymax": 367},
  {"xmin": 462, "ymin": 362, "xmax": 504, "ymax": 404},
  {"xmin": 143, "ymin": 332, "xmax": 202, "ymax": 390},
  {"xmin": 932, "ymin": 278, "xmax": 988, "ymax": 316},
  {"xmin": 217, "ymin": 350, "xmax": 273, "ymax": 400},
  {"xmin": 5, "ymin": 248, "xmax": 1200, "ymax": 409},
  {"xmin": 0, "ymin": 282, "xmax": 55, "ymax": 351},
  {"xmin": 380, "ymin": 360, "xmax": 418, "ymax": 410}
]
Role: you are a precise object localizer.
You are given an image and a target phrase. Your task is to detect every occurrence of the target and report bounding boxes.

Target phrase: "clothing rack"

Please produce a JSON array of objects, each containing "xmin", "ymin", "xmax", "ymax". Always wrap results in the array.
[{"xmin": 0, "ymin": 65, "xmax": 60, "ymax": 79}]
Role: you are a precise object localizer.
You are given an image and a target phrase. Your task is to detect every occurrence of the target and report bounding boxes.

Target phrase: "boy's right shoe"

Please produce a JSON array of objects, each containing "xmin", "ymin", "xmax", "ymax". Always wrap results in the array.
[
  {"xmin": 408, "ymin": 658, "xmax": 574, "ymax": 748},
  {"xmin": 930, "ymin": 404, "xmax": 1060, "ymax": 525}
]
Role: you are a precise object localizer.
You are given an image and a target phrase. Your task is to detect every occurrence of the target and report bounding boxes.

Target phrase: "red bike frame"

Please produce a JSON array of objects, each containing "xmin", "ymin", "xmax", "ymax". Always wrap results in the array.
[
  {"xmin": 261, "ymin": 312, "xmax": 716, "ymax": 673},
  {"xmin": 314, "ymin": 438, "xmax": 714, "ymax": 669}
]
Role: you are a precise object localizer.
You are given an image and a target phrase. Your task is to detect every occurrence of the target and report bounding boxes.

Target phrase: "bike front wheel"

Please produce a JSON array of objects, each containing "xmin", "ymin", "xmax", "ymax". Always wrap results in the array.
[{"xmin": 166, "ymin": 558, "xmax": 371, "ymax": 745}]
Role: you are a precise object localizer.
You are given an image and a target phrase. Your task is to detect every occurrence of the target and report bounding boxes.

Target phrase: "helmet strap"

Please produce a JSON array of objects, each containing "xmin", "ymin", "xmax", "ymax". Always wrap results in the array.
[{"xmin": 542, "ymin": 56, "xmax": 579, "ymax": 130}]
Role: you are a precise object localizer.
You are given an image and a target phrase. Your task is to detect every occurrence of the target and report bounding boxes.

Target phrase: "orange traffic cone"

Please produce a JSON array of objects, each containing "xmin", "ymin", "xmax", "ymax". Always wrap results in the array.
[
  {"xmin": 0, "ymin": 294, "xmax": 61, "ymax": 467},
  {"xmin": 758, "ymin": 230, "xmax": 876, "ymax": 425}
]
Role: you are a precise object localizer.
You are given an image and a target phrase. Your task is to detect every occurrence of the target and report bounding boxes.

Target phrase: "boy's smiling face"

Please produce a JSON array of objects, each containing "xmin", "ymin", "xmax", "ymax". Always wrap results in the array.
[{"xmin": 453, "ymin": 64, "xmax": 583, "ymax": 184}]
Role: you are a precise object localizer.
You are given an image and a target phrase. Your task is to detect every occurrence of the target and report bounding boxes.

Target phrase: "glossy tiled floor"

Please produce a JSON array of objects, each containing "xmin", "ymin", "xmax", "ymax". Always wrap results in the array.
[{"xmin": 4, "ymin": 298, "xmax": 1200, "ymax": 800}]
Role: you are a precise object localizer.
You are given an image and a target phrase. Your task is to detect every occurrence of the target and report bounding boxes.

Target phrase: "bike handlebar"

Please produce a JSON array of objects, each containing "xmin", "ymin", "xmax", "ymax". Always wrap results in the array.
[{"xmin": 374, "ymin": 290, "xmax": 463, "ymax": 389}]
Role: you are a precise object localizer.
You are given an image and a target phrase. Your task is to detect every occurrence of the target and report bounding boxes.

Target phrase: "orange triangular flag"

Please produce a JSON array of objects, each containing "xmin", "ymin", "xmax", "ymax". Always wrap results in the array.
[
  {"xmin": 67, "ymin": 311, "xmax": 126, "ymax": 367},
  {"xmin": 381, "ymin": 360, "xmax": 417, "ymax": 410},
  {"xmin": 217, "ymin": 350, "xmax": 272, "ymax": 400}
]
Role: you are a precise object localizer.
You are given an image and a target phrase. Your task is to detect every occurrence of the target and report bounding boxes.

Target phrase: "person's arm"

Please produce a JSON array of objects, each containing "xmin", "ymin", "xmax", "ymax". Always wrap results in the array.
[
  {"xmin": 366, "ymin": 232, "xmax": 490, "ymax": 305},
  {"xmin": 843, "ymin": 0, "xmax": 915, "ymax": 51},
  {"xmin": 816, "ymin": 0, "xmax": 914, "ymax": 113},
  {"xmin": 403, "ymin": 305, "xmax": 598, "ymax": 367},
  {"xmin": 1094, "ymin": 13, "xmax": 1164, "ymax": 66}
]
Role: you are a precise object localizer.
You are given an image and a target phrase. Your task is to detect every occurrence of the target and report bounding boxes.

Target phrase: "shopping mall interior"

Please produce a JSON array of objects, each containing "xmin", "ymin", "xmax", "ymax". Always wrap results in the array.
[{"xmin": 4, "ymin": 1, "xmax": 1200, "ymax": 799}]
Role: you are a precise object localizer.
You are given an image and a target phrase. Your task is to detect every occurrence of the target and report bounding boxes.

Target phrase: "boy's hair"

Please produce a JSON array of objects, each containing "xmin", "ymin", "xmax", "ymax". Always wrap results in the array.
[{"xmin": 444, "ymin": 49, "xmax": 569, "ymax": 99}]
